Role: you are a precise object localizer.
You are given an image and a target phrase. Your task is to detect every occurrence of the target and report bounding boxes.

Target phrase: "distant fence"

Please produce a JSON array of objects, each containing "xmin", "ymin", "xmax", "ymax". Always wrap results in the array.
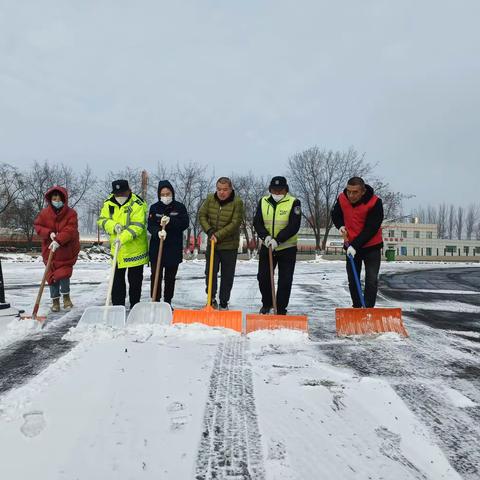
[{"xmin": 0, "ymin": 234, "xmax": 106, "ymax": 252}]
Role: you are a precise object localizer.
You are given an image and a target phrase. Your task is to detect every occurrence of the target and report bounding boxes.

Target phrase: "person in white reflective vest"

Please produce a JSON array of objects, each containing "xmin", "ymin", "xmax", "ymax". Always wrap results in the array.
[{"xmin": 253, "ymin": 176, "xmax": 302, "ymax": 315}]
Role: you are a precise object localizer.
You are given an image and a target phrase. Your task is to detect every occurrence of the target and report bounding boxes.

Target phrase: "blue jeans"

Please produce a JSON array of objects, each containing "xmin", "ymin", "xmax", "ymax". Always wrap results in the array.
[{"xmin": 49, "ymin": 278, "xmax": 70, "ymax": 299}]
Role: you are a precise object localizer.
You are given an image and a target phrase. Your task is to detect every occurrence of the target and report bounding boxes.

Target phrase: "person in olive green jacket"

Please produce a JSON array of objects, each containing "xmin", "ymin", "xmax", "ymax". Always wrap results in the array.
[{"xmin": 199, "ymin": 177, "xmax": 244, "ymax": 310}]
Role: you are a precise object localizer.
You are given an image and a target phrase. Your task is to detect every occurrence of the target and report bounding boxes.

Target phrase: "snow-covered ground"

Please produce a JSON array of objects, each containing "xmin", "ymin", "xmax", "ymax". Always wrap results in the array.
[{"xmin": 0, "ymin": 256, "xmax": 479, "ymax": 479}]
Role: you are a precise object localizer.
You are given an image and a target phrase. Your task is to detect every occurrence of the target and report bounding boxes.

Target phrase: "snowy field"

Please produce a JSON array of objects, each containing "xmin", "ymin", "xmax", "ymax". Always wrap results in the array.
[{"xmin": 0, "ymin": 255, "xmax": 479, "ymax": 479}]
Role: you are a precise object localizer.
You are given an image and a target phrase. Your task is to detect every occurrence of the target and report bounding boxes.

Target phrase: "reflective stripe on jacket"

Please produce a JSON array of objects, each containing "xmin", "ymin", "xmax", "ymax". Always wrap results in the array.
[{"xmin": 97, "ymin": 193, "xmax": 149, "ymax": 268}]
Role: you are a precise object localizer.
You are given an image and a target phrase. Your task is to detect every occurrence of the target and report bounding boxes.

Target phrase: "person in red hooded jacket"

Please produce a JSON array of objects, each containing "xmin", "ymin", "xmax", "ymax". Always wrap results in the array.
[
  {"xmin": 331, "ymin": 176, "xmax": 384, "ymax": 308},
  {"xmin": 34, "ymin": 186, "xmax": 80, "ymax": 312}
]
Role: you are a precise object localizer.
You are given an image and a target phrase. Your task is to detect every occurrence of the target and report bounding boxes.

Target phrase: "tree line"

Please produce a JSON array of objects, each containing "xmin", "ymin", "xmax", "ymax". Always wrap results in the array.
[
  {"xmin": 1, "ymin": 147, "xmax": 410, "ymax": 251},
  {"xmin": 411, "ymin": 203, "xmax": 480, "ymax": 240}
]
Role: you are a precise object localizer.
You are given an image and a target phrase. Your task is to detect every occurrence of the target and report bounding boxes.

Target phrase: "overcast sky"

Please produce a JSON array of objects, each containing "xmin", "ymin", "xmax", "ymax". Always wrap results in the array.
[{"xmin": 1, "ymin": 0, "xmax": 479, "ymax": 209}]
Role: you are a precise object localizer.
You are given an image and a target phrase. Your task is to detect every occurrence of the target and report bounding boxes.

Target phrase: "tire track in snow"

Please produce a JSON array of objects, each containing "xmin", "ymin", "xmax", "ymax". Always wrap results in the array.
[{"xmin": 195, "ymin": 337, "xmax": 266, "ymax": 480}]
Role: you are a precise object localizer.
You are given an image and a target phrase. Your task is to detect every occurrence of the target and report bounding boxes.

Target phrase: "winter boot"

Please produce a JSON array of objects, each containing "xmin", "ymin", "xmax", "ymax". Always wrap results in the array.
[
  {"xmin": 219, "ymin": 303, "xmax": 229, "ymax": 311},
  {"xmin": 259, "ymin": 305, "xmax": 271, "ymax": 315},
  {"xmin": 51, "ymin": 298, "xmax": 61, "ymax": 313},
  {"xmin": 63, "ymin": 294, "xmax": 73, "ymax": 309},
  {"xmin": 211, "ymin": 299, "xmax": 218, "ymax": 309}
]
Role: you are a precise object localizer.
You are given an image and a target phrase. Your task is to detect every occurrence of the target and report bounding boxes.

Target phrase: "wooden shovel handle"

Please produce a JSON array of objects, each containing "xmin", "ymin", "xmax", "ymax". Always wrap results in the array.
[
  {"xmin": 152, "ymin": 228, "xmax": 165, "ymax": 302},
  {"xmin": 32, "ymin": 249, "xmax": 55, "ymax": 319},
  {"xmin": 206, "ymin": 238, "xmax": 215, "ymax": 306},
  {"xmin": 268, "ymin": 246, "xmax": 277, "ymax": 314}
]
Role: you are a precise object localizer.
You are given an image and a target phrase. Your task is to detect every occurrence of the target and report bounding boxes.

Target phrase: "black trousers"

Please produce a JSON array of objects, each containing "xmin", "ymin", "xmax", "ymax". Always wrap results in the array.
[
  {"xmin": 112, "ymin": 264, "xmax": 144, "ymax": 309},
  {"xmin": 346, "ymin": 248, "xmax": 381, "ymax": 308},
  {"xmin": 150, "ymin": 263, "xmax": 179, "ymax": 303},
  {"xmin": 257, "ymin": 246, "xmax": 297, "ymax": 314},
  {"xmin": 205, "ymin": 248, "xmax": 238, "ymax": 307}
]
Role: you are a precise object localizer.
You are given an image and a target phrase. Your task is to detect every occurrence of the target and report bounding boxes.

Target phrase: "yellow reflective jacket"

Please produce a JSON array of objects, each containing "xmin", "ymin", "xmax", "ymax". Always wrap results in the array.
[
  {"xmin": 260, "ymin": 194, "xmax": 298, "ymax": 251},
  {"xmin": 97, "ymin": 193, "xmax": 148, "ymax": 269}
]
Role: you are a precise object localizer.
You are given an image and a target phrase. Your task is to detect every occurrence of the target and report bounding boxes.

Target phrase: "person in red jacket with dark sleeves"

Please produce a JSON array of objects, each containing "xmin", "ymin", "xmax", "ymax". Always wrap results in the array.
[
  {"xmin": 34, "ymin": 186, "xmax": 80, "ymax": 312},
  {"xmin": 331, "ymin": 176, "xmax": 384, "ymax": 308}
]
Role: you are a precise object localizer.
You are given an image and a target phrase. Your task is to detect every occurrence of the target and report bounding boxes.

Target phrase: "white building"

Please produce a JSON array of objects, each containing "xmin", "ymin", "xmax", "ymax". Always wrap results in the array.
[
  {"xmin": 381, "ymin": 221, "xmax": 480, "ymax": 257},
  {"xmin": 297, "ymin": 221, "xmax": 480, "ymax": 258}
]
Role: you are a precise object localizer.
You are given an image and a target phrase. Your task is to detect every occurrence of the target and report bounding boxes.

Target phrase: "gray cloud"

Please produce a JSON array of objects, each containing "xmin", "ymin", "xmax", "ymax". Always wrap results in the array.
[{"xmin": 1, "ymin": 0, "xmax": 479, "ymax": 208}]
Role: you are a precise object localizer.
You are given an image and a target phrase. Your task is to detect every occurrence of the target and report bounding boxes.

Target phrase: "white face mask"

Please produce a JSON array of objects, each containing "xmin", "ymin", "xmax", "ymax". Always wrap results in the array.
[
  {"xmin": 160, "ymin": 196, "xmax": 173, "ymax": 205},
  {"xmin": 116, "ymin": 196, "xmax": 128, "ymax": 205},
  {"xmin": 271, "ymin": 194, "xmax": 285, "ymax": 202}
]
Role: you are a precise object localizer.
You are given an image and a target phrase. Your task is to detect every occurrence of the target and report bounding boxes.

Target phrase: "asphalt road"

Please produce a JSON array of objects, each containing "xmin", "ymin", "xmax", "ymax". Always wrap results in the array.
[
  {"xmin": 381, "ymin": 266, "xmax": 480, "ymax": 332},
  {"xmin": 310, "ymin": 265, "xmax": 480, "ymax": 478}
]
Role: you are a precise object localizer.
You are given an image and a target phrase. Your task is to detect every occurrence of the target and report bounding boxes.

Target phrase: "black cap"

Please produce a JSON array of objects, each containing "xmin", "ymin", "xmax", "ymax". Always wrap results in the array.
[
  {"xmin": 269, "ymin": 176, "xmax": 288, "ymax": 191},
  {"xmin": 111, "ymin": 179, "xmax": 130, "ymax": 194}
]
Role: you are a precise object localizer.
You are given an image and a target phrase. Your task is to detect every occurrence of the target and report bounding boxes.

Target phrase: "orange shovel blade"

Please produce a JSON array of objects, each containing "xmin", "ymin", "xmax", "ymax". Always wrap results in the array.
[
  {"xmin": 335, "ymin": 307, "xmax": 407, "ymax": 337},
  {"xmin": 172, "ymin": 305, "xmax": 243, "ymax": 333},
  {"xmin": 245, "ymin": 313, "xmax": 308, "ymax": 334}
]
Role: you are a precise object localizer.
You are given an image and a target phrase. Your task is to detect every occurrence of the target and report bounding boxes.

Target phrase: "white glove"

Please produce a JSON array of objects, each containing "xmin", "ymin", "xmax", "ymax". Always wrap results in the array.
[
  {"xmin": 49, "ymin": 240, "xmax": 60, "ymax": 252},
  {"xmin": 264, "ymin": 235, "xmax": 272, "ymax": 247},
  {"xmin": 339, "ymin": 226, "xmax": 347, "ymax": 236},
  {"xmin": 114, "ymin": 224, "xmax": 123, "ymax": 234},
  {"xmin": 270, "ymin": 239, "xmax": 278, "ymax": 250},
  {"xmin": 50, "ymin": 232, "xmax": 56, "ymax": 241},
  {"xmin": 158, "ymin": 229, "xmax": 167, "ymax": 240},
  {"xmin": 160, "ymin": 215, "xmax": 170, "ymax": 226},
  {"xmin": 347, "ymin": 245, "xmax": 356, "ymax": 257}
]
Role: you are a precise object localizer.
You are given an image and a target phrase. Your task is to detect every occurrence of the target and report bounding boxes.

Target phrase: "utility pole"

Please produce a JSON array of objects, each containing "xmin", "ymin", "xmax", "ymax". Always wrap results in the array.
[{"xmin": 141, "ymin": 170, "xmax": 148, "ymax": 203}]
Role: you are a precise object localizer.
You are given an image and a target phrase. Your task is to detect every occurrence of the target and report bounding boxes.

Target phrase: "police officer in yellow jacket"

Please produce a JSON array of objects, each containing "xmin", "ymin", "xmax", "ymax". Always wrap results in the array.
[
  {"xmin": 253, "ymin": 176, "xmax": 302, "ymax": 315},
  {"xmin": 97, "ymin": 180, "xmax": 148, "ymax": 308}
]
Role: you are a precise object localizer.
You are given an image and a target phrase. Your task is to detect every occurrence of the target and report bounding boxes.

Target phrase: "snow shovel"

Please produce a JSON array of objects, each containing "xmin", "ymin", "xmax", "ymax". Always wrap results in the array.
[
  {"xmin": 245, "ymin": 245, "xmax": 308, "ymax": 333},
  {"xmin": 335, "ymin": 253, "xmax": 407, "ymax": 337},
  {"xmin": 172, "ymin": 238, "xmax": 242, "ymax": 332},
  {"xmin": 126, "ymin": 227, "xmax": 172, "ymax": 325},
  {"xmin": 20, "ymin": 249, "xmax": 55, "ymax": 323},
  {"xmin": 77, "ymin": 239, "xmax": 125, "ymax": 328}
]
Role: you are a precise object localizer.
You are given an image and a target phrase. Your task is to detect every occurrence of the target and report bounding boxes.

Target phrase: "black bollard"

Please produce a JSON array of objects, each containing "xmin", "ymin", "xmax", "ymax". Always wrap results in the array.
[{"xmin": 0, "ymin": 258, "xmax": 11, "ymax": 309}]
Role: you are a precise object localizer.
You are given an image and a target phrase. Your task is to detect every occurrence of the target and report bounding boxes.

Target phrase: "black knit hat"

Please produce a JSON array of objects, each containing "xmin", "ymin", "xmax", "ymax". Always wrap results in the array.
[
  {"xmin": 111, "ymin": 179, "xmax": 130, "ymax": 194},
  {"xmin": 269, "ymin": 176, "xmax": 289, "ymax": 191}
]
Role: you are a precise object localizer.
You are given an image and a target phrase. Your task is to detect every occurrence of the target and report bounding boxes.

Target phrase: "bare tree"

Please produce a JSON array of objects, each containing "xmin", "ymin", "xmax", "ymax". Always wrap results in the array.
[
  {"xmin": 6, "ymin": 160, "xmax": 94, "ymax": 243},
  {"xmin": 288, "ymin": 147, "xmax": 374, "ymax": 251},
  {"xmin": 372, "ymin": 178, "xmax": 405, "ymax": 221},
  {"xmin": 232, "ymin": 172, "xmax": 268, "ymax": 254},
  {"xmin": 173, "ymin": 162, "xmax": 214, "ymax": 251},
  {"xmin": 7, "ymin": 161, "xmax": 61, "ymax": 244},
  {"xmin": 54, "ymin": 163, "xmax": 93, "ymax": 208},
  {"xmin": 426, "ymin": 205, "xmax": 437, "ymax": 225},
  {"xmin": 412, "ymin": 206, "xmax": 426, "ymax": 223},
  {"xmin": 447, "ymin": 204, "xmax": 455, "ymax": 239},
  {"xmin": 437, "ymin": 203, "xmax": 447, "ymax": 239},
  {"xmin": 455, "ymin": 206, "xmax": 464, "ymax": 240},
  {"xmin": 0, "ymin": 163, "xmax": 22, "ymax": 216},
  {"xmin": 465, "ymin": 204, "xmax": 478, "ymax": 240}
]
